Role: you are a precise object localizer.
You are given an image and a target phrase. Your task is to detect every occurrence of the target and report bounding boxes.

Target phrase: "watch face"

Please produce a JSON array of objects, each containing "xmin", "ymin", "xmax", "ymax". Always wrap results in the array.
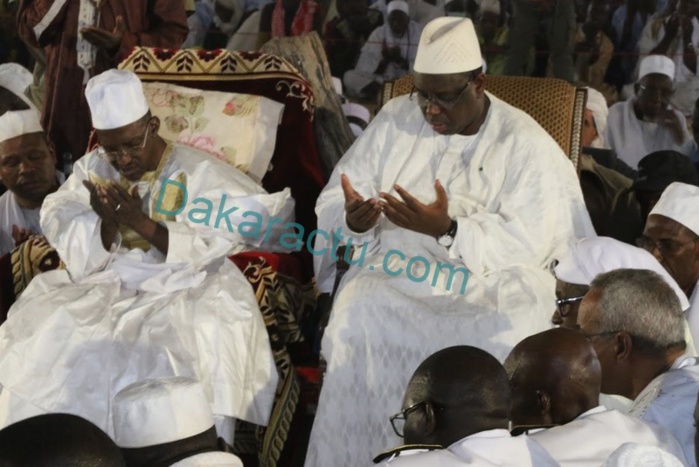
[{"xmin": 438, "ymin": 234, "xmax": 454, "ymax": 247}]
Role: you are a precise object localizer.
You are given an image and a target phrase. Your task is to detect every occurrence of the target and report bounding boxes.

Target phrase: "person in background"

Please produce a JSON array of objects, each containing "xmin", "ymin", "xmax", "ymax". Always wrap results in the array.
[
  {"xmin": 344, "ymin": 0, "xmax": 421, "ymax": 101},
  {"xmin": 605, "ymin": 55, "xmax": 693, "ymax": 170},
  {"xmin": 0, "ymin": 63, "xmax": 35, "ymax": 114},
  {"xmin": 575, "ymin": 0, "xmax": 618, "ymax": 104},
  {"xmin": 476, "ymin": 0, "xmax": 509, "ymax": 76},
  {"xmin": 257, "ymin": 0, "xmax": 324, "ymax": 49}
]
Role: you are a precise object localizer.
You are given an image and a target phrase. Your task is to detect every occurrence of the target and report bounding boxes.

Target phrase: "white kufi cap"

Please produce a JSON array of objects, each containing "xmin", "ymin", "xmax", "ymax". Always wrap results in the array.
[
  {"xmin": 586, "ymin": 87, "xmax": 608, "ymax": 147},
  {"xmin": 387, "ymin": 0, "xmax": 409, "ymax": 15},
  {"xmin": 414, "ymin": 17, "xmax": 482, "ymax": 74},
  {"xmin": 86, "ymin": 69, "xmax": 150, "ymax": 130},
  {"xmin": 0, "ymin": 109, "xmax": 43, "ymax": 144},
  {"xmin": 113, "ymin": 377, "xmax": 214, "ymax": 448},
  {"xmin": 650, "ymin": 182, "xmax": 699, "ymax": 237},
  {"xmin": 604, "ymin": 443, "xmax": 684, "ymax": 467},
  {"xmin": 0, "ymin": 63, "xmax": 35, "ymax": 109},
  {"xmin": 554, "ymin": 237, "xmax": 689, "ymax": 311},
  {"xmin": 638, "ymin": 55, "xmax": 675, "ymax": 81}
]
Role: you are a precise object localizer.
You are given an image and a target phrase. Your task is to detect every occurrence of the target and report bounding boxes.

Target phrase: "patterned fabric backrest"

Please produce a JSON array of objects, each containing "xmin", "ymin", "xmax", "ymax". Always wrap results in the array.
[
  {"xmin": 119, "ymin": 47, "xmax": 325, "ymax": 237},
  {"xmin": 381, "ymin": 74, "xmax": 587, "ymax": 169}
]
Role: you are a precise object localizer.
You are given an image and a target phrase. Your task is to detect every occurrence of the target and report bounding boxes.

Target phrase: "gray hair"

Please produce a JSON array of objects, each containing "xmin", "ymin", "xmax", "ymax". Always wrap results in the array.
[{"xmin": 590, "ymin": 269, "xmax": 686, "ymax": 351}]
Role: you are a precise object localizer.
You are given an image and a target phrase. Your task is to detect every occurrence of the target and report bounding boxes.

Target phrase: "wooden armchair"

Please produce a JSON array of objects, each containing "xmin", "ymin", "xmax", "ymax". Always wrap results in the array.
[{"xmin": 381, "ymin": 74, "xmax": 588, "ymax": 168}]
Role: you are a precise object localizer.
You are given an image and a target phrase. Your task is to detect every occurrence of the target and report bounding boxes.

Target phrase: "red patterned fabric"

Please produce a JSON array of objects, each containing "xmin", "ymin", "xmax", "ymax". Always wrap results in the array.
[{"xmin": 271, "ymin": 0, "xmax": 318, "ymax": 37}]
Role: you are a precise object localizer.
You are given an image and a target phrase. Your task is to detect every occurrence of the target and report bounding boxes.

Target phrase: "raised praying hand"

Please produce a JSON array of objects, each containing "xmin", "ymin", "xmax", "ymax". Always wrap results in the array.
[
  {"xmin": 341, "ymin": 174, "xmax": 382, "ymax": 233},
  {"xmin": 379, "ymin": 181, "xmax": 451, "ymax": 238}
]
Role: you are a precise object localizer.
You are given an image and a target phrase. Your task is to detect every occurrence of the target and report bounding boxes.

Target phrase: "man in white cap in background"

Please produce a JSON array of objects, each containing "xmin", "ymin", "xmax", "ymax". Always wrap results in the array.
[
  {"xmin": 0, "ymin": 109, "xmax": 63, "ymax": 256},
  {"xmin": 343, "ymin": 0, "xmax": 422, "ymax": 100},
  {"xmin": 0, "ymin": 63, "xmax": 35, "ymax": 115},
  {"xmin": 577, "ymin": 268, "xmax": 699, "ymax": 465},
  {"xmin": 605, "ymin": 55, "xmax": 693, "ymax": 170},
  {"xmin": 182, "ymin": 0, "xmax": 245, "ymax": 50},
  {"xmin": 113, "ymin": 378, "xmax": 243, "ymax": 466},
  {"xmin": 640, "ymin": 181, "xmax": 699, "ymax": 344},
  {"xmin": 307, "ymin": 16, "xmax": 593, "ymax": 467},
  {"xmin": 0, "ymin": 69, "xmax": 294, "ymax": 443}
]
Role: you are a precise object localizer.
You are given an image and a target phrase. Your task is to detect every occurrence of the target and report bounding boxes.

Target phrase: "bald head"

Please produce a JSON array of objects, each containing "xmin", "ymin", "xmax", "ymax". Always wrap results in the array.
[
  {"xmin": 402, "ymin": 346, "xmax": 509, "ymax": 446},
  {"xmin": 504, "ymin": 328, "xmax": 601, "ymax": 428},
  {"xmin": 0, "ymin": 414, "xmax": 125, "ymax": 466}
]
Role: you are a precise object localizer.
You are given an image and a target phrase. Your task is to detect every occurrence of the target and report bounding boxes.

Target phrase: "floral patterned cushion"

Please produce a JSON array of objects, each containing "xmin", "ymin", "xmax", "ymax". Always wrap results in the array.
[{"xmin": 142, "ymin": 82, "xmax": 285, "ymax": 183}]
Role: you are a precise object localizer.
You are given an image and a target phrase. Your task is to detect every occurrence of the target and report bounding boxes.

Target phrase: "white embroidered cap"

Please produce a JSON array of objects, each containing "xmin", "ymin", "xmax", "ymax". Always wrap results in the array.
[
  {"xmin": 480, "ymin": 0, "xmax": 501, "ymax": 15},
  {"xmin": 414, "ymin": 17, "xmax": 482, "ymax": 74},
  {"xmin": 86, "ymin": 69, "xmax": 150, "ymax": 130},
  {"xmin": 554, "ymin": 236, "xmax": 690, "ymax": 310},
  {"xmin": 650, "ymin": 182, "xmax": 699, "ymax": 237},
  {"xmin": 638, "ymin": 55, "xmax": 675, "ymax": 82},
  {"xmin": 0, "ymin": 109, "xmax": 43, "ymax": 145},
  {"xmin": 113, "ymin": 377, "xmax": 214, "ymax": 448},
  {"xmin": 387, "ymin": 0, "xmax": 409, "ymax": 15},
  {"xmin": 0, "ymin": 63, "xmax": 35, "ymax": 109}
]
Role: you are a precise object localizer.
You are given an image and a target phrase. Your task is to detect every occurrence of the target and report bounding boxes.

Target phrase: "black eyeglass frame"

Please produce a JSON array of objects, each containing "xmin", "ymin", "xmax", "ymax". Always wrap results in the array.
[
  {"xmin": 555, "ymin": 295, "xmax": 586, "ymax": 317},
  {"xmin": 409, "ymin": 78, "xmax": 473, "ymax": 110},
  {"xmin": 389, "ymin": 401, "xmax": 445, "ymax": 438}
]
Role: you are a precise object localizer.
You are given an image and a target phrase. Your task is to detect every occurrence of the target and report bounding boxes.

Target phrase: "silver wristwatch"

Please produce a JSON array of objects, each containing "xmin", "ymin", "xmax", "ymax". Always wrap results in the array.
[{"xmin": 437, "ymin": 219, "xmax": 458, "ymax": 248}]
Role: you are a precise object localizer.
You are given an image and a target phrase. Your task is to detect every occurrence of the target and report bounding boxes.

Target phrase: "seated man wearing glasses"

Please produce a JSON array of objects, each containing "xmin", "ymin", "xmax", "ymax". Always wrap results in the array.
[
  {"xmin": 577, "ymin": 268, "xmax": 699, "ymax": 465},
  {"xmin": 642, "ymin": 182, "xmax": 699, "ymax": 346},
  {"xmin": 0, "ymin": 109, "xmax": 63, "ymax": 256},
  {"xmin": 505, "ymin": 328, "xmax": 687, "ymax": 465},
  {"xmin": 605, "ymin": 55, "xmax": 693, "ymax": 171},
  {"xmin": 308, "ymin": 16, "xmax": 594, "ymax": 467},
  {"xmin": 0, "ymin": 69, "xmax": 294, "ymax": 442},
  {"xmin": 374, "ymin": 345, "xmax": 557, "ymax": 466}
]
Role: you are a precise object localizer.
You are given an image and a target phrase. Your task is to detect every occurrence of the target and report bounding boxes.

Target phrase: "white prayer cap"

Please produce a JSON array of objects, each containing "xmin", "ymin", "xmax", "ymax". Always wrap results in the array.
[
  {"xmin": 649, "ymin": 182, "xmax": 699, "ymax": 237},
  {"xmin": 603, "ymin": 443, "xmax": 684, "ymax": 467},
  {"xmin": 638, "ymin": 55, "xmax": 675, "ymax": 82},
  {"xmin": 86, "ymin": 69, "xmax": 150, "ymax": 130},
  {"xmin": 479, "ymin": 0, "xmax": 500, "ymax": 15},
  {"xmin": 0, "ymin": 63, "xmax": 34, "ymax": 109},
  {"xmin": 554, "ymin": 237, "xmax": 690, "ymax": 310},
  {"xmin": 414, "ymin": 17, "xmax": 482, "ymax": 74},
  {"xmin": 387, "ymin": 0, "xmax": 409, "ymax": 15},
  {"xmin": 113, "ymin": 377, "xmax": 214, "ymax": 448},
  {"xmin": 0, "ymin": 109, "xmax": 43, "ymax": 145},
  {"xmin": 586, "ymin": 87, "xmax": 608, "ymax": 146}
]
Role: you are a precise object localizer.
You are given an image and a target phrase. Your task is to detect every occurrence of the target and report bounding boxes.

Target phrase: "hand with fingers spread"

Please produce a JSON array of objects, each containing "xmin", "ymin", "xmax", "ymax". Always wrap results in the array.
[
  {"xmin": 341, "ymin": 174, "xmax": 382, "ymax": 233},
  {"xmin": 80, "ymin": 15, "xmax": 126, "ymax": 54},
  {"xmin": 379, "ymin": 180, "xmax": 452, "ymax": 238}
]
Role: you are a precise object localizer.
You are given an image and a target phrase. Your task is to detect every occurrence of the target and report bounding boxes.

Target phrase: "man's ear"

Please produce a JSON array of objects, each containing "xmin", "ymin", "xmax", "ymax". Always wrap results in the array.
[
  {"xmin": 614, "ymin": 332, "xmax": 633, "ymax": 362},
  {"xmin": 473, "ymin": 72, "xmax": 487, "ymax": 96},
  {"xmin": 46, "ymin": 138, "xmax": 57, "ymax": 165},
  {"xmin": 150, "ymin": 116, "xmax": 161, "ymax": 134},
  {"xmin": 536, "ymin": 390, "xmax": 551, "ymax": 416},
  {"xmin": 424, "ymin": 401, "xmax": 438, "ymax": 436}
]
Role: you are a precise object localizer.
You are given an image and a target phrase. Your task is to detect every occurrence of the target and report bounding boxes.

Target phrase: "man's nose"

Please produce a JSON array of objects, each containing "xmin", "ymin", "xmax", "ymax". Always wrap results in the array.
[{"xmin": 425, "ymin": 100, "xmax": 442, "ymax": 115}]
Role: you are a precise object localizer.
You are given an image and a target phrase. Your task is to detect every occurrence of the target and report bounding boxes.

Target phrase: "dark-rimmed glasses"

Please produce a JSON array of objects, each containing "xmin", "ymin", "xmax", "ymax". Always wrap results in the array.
[
  {"xmin": 555, "ymin": 295, "xmax": 586, "ymax": 317},
  {"xmin": 410, "ymin": 78, "xmax": 472, "ymax": 110},
  {"xmin": 101, "ymin": 124, "xmax": 151, "ymax": 162},
  {"xmin": 636, "ymin": 235, "xmax": 695, "ymax": 255},
  {"xmin": 389, "ymin": 401, "xmax": 445, "ymax": 438}
]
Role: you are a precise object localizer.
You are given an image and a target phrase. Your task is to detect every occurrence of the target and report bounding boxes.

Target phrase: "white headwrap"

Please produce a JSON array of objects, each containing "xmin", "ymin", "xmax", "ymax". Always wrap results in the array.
[
  {"xmin": 113, "ymin": 377, "xmax": 215, "ymax": 448},
  {"xmin": 413, "ymin": 17, "xmax": 482, "ymax": 74},
  {"xmin": 554, "ymin": 237, "xmax": 690, "ymax": 311},
  {"xmin": 650, "ymin": 182, "xmax": 699, "ymax": 237},
  {"xmin": 85, "ymin": 70, "xmax": 150, "ymax": 130},
  {"xmin": 603, "ymin": 443, "xmax": 684, "ymax": 467},
  {"xmin": 638, "ymin": 55, "xmax": 676, "ymax": 82},
  {"xmin": 586, "ymin": 87, "xmax": 608, "ymax": 148},
  {"xmin": 0, "ymin": 63, "xmax": 35, "ymax": 109},
  {"xmin": 0, "ymin": 109, "xmax": 43, "ymax": 145},
  {"xmin": 479, "ymin": 0, "xmax": 501, "ymax": 15},
  {"xmin": 387, "ymin": 0, "xmax": 409, "ymax": 15}
]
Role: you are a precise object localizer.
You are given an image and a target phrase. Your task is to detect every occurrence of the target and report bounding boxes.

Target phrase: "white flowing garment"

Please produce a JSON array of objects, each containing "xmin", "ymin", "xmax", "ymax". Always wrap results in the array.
[
  {"xmin": 306, "ymin": 94, "xmax": 595, "ymax": 466},
  {"xmin": 0, "ymin": 144, "xmax": 295, "ymax": 438},
  {"xmin": 530, "ymin": 405, "xmax": 688, "ymax": 466},
  {"xmin": 376, "ymin": 429, "xmax": 558, "ymax": 466}
]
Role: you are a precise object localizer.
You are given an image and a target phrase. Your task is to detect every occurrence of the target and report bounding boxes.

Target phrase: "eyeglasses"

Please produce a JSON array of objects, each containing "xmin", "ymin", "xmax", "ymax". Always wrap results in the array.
[
  {"xmin": 636, "ymin": 235, "xmax": 695, "ymax": 255},
  {"xmin": 410, "ymin": 79, "xmax": 472, "ymax": 110},
  {"xmin": 389, "ymin": 401, "xmax": 445, "ymax": 438},
  {"xmin": 101, "ymin": 124, "xmax": 151, "ymax": 162},
  {"xmin": 579, "ymin": 330, "xmax": 618, "ymax": 341},
  {"xmin": 555, "ymin": 295, "xmax": 586, "ymax": 317},
  {"xmin": 638, "ymin": 84, "xmax": 674, "ymax": 101}
]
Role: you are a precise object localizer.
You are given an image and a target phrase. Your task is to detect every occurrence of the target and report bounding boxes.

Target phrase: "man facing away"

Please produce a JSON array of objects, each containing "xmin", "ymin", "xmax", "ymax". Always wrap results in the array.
[
  {"xmin": 0, "ymin": 109, "xmax": 62, "ymax": 256},
  {"xmin": 577, "ymin": 268, "xmax": 699, "ymax": 466},
  {"xmin": 307, "ymin": 16, "xmax": 594, "ymax": 467},
  {"xmin": 0, "ymin": 69, "xmax": 295, "ymax": 441},
  {"xmin": 505, "ymin": 328, "xmax": 688, "ymax": 466},
  {"xmin": 374, "ymin": 346, "xmax": 558, "ymax": 466}
]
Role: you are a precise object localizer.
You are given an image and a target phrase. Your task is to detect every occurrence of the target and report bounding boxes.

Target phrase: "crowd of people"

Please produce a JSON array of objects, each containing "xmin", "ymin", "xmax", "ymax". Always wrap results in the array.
[{"xmin": 1, "ymin": 0, "xmax": 699, "ymax": 466}]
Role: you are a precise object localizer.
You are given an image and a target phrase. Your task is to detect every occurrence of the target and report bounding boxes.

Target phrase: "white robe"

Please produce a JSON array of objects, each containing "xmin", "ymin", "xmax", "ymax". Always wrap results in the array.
[
  {"xmin": 627, "ymin": 355, "xmax": 699, "ymax": 467},
  {"xmin": 0, "ymin": 173, "xmax": 65, "ymax": 257},
  {"xmin": 689, "ymin": 282, "xmax": 699, "ymax": 346},
  {"xmin": 604, "ymin": 99, "xmax": 693, "ymax": 170},
  {"xmin": 305, "ymin": 94, "xmax": 595, "ymax": 467},
  {"xmin": 375, "ymin": 429, "xmax": 558, "ymax": 466},
  {"xmin": 530, "ymin": 405, "xmax": 688, "ymax": 466},
  {"xmin": 170, "ymin": 451, "xmax": 244, "ymax": 466},
  {"xmin": 0, "ymin": 143, "xmax": 295, "ymax": 439}
]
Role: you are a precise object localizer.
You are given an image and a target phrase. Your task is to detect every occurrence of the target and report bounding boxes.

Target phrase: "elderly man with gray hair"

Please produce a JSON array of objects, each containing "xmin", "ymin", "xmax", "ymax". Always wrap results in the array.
[{"xmin": 577, "ymin": 268, "xmax": 699, "ymax": 466}]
